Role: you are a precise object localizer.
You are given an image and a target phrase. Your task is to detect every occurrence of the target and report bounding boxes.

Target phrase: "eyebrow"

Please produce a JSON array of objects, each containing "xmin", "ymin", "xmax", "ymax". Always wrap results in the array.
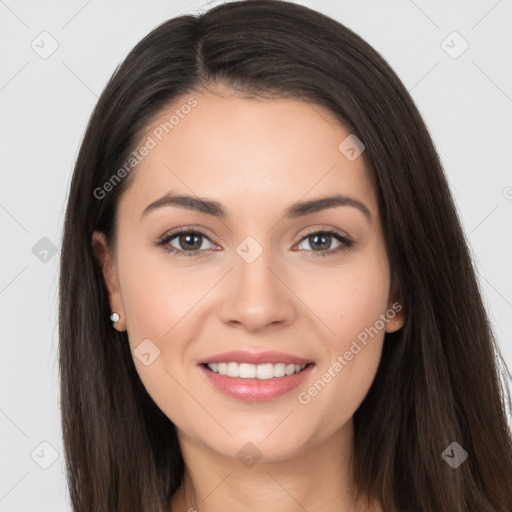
[{"xmin": 140, "ymin": 191, "xmax": 372, "ymax": 223}]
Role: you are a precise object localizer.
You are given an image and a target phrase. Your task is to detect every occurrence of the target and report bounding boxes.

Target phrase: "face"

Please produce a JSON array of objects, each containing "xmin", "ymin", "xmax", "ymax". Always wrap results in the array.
[{"xmin": 93, "ymin": 88, "xmax": 404, "ymax": 463}]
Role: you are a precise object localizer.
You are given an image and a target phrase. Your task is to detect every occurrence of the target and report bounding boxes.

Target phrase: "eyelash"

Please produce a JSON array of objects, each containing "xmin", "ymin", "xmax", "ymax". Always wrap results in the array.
[{"xmin": 154, "ymin": 226, "xmax": 354, "ymax": 259}]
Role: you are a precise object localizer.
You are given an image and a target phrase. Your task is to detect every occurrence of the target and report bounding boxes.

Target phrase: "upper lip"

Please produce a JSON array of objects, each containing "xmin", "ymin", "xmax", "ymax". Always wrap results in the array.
[{"xmin": 197, "ymin": 350, "xmax": 313, "ymax": 366}]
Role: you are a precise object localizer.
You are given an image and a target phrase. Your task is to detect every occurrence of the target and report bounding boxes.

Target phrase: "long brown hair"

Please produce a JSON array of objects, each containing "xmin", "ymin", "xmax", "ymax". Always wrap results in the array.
[{"xmin": 58, "ymin": 1, "xmax": 512, "ymax": 510}]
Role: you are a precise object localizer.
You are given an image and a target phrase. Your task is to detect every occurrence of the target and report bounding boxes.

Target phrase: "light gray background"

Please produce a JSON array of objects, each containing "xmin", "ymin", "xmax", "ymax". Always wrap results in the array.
[{"xmin": 1, "ymin": 0, "xmax": 511, "ymax": 510}]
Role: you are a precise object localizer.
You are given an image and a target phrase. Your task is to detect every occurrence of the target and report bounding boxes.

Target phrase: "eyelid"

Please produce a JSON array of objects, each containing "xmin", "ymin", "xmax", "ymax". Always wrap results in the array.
[{"xmin": 298, "ymin": 225, "xmax": 351, "ymax": 240}]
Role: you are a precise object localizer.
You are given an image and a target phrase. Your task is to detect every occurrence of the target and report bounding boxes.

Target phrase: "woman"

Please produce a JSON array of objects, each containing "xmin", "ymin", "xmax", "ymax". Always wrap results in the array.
[{"xmin": 58, "ymin": 1, "xmax": 512, "ymax": 510}]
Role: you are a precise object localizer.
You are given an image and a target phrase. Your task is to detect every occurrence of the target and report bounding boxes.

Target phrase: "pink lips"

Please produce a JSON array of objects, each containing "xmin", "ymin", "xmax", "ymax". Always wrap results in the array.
[{"xmin": 197, "ymin": 350, "xmax": 315, "ymax": 402}]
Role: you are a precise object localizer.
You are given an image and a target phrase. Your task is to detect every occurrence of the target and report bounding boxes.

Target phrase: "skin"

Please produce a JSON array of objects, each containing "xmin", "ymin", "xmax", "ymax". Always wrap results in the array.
[{"xmin": 93, "ymin": 86, "xmax": 404, "ymax": 512}]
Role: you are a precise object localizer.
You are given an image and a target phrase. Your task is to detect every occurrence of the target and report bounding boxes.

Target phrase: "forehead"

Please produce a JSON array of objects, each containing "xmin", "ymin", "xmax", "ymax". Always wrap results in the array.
[{"xmin": 117, "ymin": 92, "xmax": 377, "ymax": 222}]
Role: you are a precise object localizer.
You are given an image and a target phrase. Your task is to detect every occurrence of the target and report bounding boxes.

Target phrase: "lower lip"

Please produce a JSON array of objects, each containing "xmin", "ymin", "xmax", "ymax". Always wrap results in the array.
[{"xmin": 199, "ymin": 364, "xmax": 314, "ymax": 402}]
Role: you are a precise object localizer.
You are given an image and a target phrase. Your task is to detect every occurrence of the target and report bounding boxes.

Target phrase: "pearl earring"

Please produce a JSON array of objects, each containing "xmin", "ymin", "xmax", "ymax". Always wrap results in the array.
[{"xmin": 110, "ymin": 312, "xmax": 120, "ymax": 323}]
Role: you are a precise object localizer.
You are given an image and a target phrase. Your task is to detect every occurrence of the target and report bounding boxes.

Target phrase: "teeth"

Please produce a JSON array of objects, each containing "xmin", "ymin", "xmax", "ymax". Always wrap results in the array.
[{"xmin": 206, "ymin": 362, "xmax": 307, "ymax": 379}]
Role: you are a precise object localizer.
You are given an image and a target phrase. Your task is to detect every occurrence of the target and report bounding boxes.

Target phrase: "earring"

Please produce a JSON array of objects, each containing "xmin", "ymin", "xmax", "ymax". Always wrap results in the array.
[{"xmin": 110, "ymin": 312, "xmax": 120, "ymax": 324}]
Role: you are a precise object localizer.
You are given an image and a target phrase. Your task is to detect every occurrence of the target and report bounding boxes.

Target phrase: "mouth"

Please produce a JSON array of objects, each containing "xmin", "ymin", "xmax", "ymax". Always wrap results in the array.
[
  {"xmin": 197, "ymin": 351, "xmax": 316, "ymax": 402},
  {"xmin": 197, "ymin": 349, "xmax": 314, "ymax": 367},
  {"xmin": 202, "ymin": 361, "xmax": 314, "ymax": 379}
]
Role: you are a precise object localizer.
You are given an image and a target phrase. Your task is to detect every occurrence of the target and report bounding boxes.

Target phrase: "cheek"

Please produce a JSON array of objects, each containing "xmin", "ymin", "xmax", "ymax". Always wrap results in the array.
[
  {"xmin": 292, "ymin": 251, "xmax": 389, "ymax": 429},
  {"xmin": 117, "ymin": 237, "xmax": 211, "ymax": 343},
  {"xmin": 115, "ymin": 249, "xmax": 199, "ymax": 428},
  {"xmin": 303, "ymin": 247, "xmax": 390, "ymax": 350},
  {"xmin": 295, "ymin": 307, "xmax": 388, "ymax": 445},
  {"xmin": 296, "ymin": 336, "xmax": 384, "ymax": 443},
  {"xmin": 115, "ymin": 241, "xmax": 217, "ymax": 422}
]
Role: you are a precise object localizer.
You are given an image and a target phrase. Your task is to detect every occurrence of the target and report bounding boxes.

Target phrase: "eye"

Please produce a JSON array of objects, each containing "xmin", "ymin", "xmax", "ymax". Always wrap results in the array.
[
  {"xmin": 155, "ymin": 228, "xmax": 216, "ymax": 258},
  {"xmin": 295, "ymin": 229, "xmax": 354, "ymax": 258}
]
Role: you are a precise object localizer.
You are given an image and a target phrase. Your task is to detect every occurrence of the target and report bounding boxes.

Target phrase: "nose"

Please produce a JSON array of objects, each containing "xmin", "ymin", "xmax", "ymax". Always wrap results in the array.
[{"xmin": 218, "ymin": 249, "xmax": 297, "ymax": 333}]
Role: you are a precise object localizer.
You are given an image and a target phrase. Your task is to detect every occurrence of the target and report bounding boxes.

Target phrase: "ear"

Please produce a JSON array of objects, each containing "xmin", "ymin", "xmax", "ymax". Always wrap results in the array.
[
  {"xmin": 92, "ymin": 231, "xmax": 126, "ymax": 331},
  {"xmin": 385, "ymin": 274, "xmax": 405, "ymax": 333}
]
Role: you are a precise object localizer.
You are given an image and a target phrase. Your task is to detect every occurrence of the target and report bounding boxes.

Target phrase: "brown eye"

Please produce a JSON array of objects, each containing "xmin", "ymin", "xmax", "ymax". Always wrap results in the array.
[
  {"xmin": 296, "ymin": 230, "xmax": 354, "ymax": 257},
  {"xmin": 156, "ymin": 229, "xmax": 215, "ymax": 258},
  {"xmin": 173, "ymin": 232, "xmax": 205, "ymax": 251}
]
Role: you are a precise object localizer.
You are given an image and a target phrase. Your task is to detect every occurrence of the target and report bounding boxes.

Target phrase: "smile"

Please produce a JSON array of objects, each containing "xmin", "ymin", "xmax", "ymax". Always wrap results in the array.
[
  {"xmin": 199, "ymin": 362, "xmax": 315, "ymax": 402},
  {"xmin": 205, "ymin": 362, "xmax": 309, "ymax": 379}
]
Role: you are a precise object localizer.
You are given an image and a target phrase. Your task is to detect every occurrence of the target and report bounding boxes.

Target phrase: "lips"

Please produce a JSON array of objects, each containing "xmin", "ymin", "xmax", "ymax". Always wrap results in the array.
[
  {"xmin": 197, "ymin": 350, "xmax": 313, "ymax": 366},
  {"xmin": 196, "ymin": 350, "xmax": 315, "ymax": 402},
  {"xmin": 199, "ymin": 362, "xmax": 315, "ymax": 402}
]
